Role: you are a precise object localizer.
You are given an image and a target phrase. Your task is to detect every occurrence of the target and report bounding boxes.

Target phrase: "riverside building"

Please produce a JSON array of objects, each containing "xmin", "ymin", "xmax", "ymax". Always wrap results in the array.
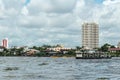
[
  {"xmin": 117, "ymin": 42, "xmax": 120, "ymax": 48},
  {"xmin": 82, "ymin": 22, "xmax": 99, "ymax": 49}
]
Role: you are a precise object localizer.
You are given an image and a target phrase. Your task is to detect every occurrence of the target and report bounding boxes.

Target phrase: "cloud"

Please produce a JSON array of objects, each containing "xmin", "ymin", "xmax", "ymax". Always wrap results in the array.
[
  {"xmin": 0, "ymin": 0, "xmax": 5, "ymax": 18},
  {"xmin": 27, "ymin": 0, "xmax": 76, "ymax": 14},
  {"xmin": 103, "ymin": 0, "xmax": 120, "ymax": 5},
  {"xmin": 0, "ymin": 0, "xmax": 120, "ymax": 47},
  {"xmin": 21, "ymin": 6, "xmax": 29, "ymax": 15}
]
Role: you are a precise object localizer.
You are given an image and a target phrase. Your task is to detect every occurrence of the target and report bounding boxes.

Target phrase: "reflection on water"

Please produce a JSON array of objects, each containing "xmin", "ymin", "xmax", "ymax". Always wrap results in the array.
[{"xmin": 0, "ymin": 57, "xmax": 120, "ymax": 80}]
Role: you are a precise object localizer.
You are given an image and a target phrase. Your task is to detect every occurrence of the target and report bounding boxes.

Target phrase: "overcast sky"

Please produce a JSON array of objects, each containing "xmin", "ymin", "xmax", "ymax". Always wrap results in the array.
[{"xmin": 0, "ymin": 0, "xmax": 120, "ymax": 48}]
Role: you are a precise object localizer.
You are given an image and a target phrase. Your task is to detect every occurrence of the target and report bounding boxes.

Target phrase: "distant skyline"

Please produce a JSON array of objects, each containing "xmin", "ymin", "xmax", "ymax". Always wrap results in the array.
[{"xmin": 0, "ymin": 0, "xmax": 120, "ymax": 48}]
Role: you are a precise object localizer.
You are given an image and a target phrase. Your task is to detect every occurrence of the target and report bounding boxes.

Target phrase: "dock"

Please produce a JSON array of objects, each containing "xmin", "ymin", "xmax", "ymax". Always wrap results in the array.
[{"xmin": 76, "ymin": 50, "xmax": 111, "ymax": 59}]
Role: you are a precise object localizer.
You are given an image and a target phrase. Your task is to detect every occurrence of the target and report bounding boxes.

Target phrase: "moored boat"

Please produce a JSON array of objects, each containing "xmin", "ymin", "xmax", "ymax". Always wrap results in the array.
[{"xmin": 76, "ymin": 50, "xmax": 111, "ymax": 59}]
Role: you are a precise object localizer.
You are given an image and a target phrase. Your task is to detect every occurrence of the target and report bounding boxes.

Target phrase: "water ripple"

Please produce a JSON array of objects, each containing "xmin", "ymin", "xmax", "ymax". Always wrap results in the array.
[{"xmin": 0, "ymin": 57, "xmax": 120, "ymax": 80}]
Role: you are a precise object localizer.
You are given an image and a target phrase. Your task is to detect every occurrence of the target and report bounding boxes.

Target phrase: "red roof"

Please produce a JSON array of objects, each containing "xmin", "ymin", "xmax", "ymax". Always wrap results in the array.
[{"xmin": 109, "ymin": 48, "xmax": 120, "ymax": 51}]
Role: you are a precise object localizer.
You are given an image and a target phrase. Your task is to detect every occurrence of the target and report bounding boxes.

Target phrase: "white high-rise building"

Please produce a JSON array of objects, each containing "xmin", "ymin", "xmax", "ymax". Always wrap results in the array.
[
  {"xmin": 117, "ymin": 42, "xmax": 120, "ymax": 48},
  {"xmin": 82, "ymin": 22, "xmax": 99, "ymax": 49}
]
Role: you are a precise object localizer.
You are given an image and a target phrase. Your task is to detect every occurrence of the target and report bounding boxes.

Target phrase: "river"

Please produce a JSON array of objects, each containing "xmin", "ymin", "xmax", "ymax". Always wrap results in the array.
[{"xmin": 0, "ymin": 57, "xmax": 120, "ymax": 80}]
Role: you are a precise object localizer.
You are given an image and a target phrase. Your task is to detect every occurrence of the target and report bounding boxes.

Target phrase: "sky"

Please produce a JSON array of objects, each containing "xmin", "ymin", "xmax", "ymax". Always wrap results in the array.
[{"xmin": 0, "ymin": 0, "xmax": 120, "ymax": 48}]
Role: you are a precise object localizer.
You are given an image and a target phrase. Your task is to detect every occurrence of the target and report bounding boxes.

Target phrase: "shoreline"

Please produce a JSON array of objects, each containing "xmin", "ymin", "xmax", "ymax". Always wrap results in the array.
[{"xmin": 1, "ymin": 55, "xmax": 120, "ymax": 57}]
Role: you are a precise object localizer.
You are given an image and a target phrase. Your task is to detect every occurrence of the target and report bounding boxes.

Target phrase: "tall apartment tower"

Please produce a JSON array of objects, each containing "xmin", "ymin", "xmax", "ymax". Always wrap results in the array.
[
  {"xmin": 82, "ymin": 22, "xmax": 99, "ymax": 49},
  {"xmin": 2, "ymin": 38, "xmax": 8, "ymax": 48}
]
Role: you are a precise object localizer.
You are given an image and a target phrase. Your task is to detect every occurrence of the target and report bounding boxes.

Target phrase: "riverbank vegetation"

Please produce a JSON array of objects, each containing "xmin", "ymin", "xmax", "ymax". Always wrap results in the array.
[{"xmin": 0, "ymin": 43, "xmax": 120, "ymax": 57}]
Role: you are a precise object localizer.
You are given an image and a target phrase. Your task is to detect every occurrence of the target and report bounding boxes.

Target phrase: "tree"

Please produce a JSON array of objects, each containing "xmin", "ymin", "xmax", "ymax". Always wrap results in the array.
[
  {"xmin": 100, "ymin": 43, "xmax": 115, "ymax": 52},
  {"xmin": 33, "ymin": 46, "xmax": 38, "ymax": 49},
  {"xmin": 76, "ymin": 46, "xmax": 81, "ymax": 50},
  {"xmin": 110, "ymin": 45, "xmax": 115, "ymax": 48}
]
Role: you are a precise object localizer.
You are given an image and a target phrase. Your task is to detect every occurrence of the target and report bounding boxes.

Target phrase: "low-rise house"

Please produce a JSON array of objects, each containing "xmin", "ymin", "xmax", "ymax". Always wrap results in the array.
[
  {"xmin": 0, "ymin": 46, "xmax": 4, "ymax": 52},
  {"xmin": 47, "ymin": 46, "xmax": 71, "ymax": 52},
  {"xmin": 109, "ymin": 48, "xmax": 120, "ymax": 53},
  {"xmin": 26, "ymin": 49, "xmax": 40, "ymax": 56},
  {"xmin": 47, "ymin": 47, "xmax": 71, "ymax": 54}
]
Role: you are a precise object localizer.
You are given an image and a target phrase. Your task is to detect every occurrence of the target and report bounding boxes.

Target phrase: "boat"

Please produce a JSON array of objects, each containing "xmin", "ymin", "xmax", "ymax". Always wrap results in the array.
[{"xmin": 76, "ymin": 50, "xmax": 111, "ymax": 59}]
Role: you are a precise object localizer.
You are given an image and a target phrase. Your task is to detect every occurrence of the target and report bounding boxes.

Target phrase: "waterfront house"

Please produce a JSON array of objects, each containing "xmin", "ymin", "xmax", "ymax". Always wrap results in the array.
[
  {"xmin": 47, "ymin": 46, "xmax": 71, "ymax": 54},
  {"xmin": 26, "ymin": 49, "xmax": 40, "ymax": 56},
  {"xmin": 109, "ymin": 48, "xmax": 120, "ymax": 53},
  {"xmin": 0, "ymin": 46, "xmax": 4, "ymax": 52}
]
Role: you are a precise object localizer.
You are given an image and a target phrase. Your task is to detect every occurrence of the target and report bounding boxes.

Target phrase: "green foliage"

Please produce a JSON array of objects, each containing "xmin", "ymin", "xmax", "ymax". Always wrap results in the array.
[
  {"xmin": 100, "ymin": 43, "xmax": 115, "ymax": 52},
  {"xmin": 32, "ymin": 45, "xmax": 51, "ymax": 52},
  {"xmin": 109, "ymin": 52, "xmax": 120, "ymax": 57},
  {"xmin": 76, "ymin": 46, "xmax": 81, "ymax": 50},
  {"xmin": 0, "ymin": 43, "xmax": 119, "ymax": 57},
  {"xmin": 65, "ymin": 49, "xmax": 75, "ymax": 56}
]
